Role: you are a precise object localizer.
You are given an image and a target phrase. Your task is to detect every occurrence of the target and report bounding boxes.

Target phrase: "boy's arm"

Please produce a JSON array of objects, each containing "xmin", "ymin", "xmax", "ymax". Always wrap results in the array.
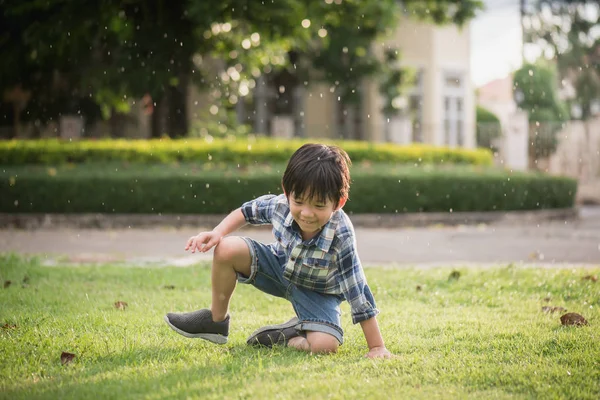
[
  {"xmin": 186, "ymin": 208, "xmax": 247, "ymax": 253},
  {"xmin": 360, "ymin": 317, "xmax": 393, "ymax": 359},
  {"xmin": 336, "ymin": 236, "xmax": 393, "ymax": 358},
  {"xmin": 212, "ymin": 208, "xmax": 247, "ymax": 237},
  {"xmin": 187, "ymin": 194, "xmax": 280, "ymax": 253}
]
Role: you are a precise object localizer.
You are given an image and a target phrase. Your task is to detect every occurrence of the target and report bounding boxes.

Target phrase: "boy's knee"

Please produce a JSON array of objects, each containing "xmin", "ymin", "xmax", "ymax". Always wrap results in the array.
[
  {"xmin": 306, "ymin": 332, "xmax": 339, "ymax": 354},
  {"xmin": 213, "ymin": 237, "xmax": 242, "ymax": 262},
  {"xmin": 212, "ymin": 237, "xmax": 252, "ymax": 276}
]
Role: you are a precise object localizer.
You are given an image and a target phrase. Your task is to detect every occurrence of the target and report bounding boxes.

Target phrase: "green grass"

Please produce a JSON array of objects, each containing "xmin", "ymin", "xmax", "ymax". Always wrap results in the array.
[{"xmin": 1, "ymin": 254, "xmax": 599, "ymax": 399}]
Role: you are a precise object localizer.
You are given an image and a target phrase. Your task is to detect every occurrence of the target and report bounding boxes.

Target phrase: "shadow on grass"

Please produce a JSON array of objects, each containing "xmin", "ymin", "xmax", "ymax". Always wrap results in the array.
[{"xmin": 2, "ymin": 343, "xmax": 317, "ymax": 399}]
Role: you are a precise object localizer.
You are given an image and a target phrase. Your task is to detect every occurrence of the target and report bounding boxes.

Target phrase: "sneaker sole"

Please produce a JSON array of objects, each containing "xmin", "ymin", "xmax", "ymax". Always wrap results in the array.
[
  {"xmin": 246, "ymin": 316, "xmax": 300, "ymax": 345},
  {"xmin": 163, "ymin": 315, "xmax": 228, "ymax": 344}
]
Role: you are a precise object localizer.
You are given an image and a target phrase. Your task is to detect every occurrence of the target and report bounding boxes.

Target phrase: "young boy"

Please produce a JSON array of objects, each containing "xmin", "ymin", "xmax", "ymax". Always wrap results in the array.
[{"xmin": 164, "ymin": 143, "xmax": 392, "ymax": 358}]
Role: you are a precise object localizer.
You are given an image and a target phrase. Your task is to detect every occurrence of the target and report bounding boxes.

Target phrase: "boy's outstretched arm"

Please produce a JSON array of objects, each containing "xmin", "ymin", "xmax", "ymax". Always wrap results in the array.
[
  {"xmin": 360, "ymin": 317, "xmax": 393, "ymax": 359},
  {"xmin": 185, "ymin": 208, "xmax": 247, "ymax": 253}
]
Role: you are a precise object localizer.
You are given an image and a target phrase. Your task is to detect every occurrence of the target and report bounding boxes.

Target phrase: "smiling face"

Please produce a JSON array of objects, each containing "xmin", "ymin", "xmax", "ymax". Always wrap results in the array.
[
  {"xmin": 281, "ymin": 144, "xmax": 352, "ymax": 240},
  {"xmin": 287, "ymin": 192, "xmax": 346, "ymax": 241}
]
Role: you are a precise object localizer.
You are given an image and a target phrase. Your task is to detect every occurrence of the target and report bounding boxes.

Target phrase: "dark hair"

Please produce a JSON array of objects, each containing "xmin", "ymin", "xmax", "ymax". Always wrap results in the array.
[{"xmin": 282, "ymin": 143, "xmax": 351, "ymax": 206}]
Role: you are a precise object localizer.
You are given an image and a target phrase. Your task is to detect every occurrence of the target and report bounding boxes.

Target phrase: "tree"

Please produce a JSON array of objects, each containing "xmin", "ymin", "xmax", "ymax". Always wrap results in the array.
[
  {"xmin": 475, "ymin": 106, "xmax": 501, "ymax": 150},
  {"xmin": 513, "ymin": 61, "xmax": 569, "ymax": 160},
  {"xmin": 524, "ymin": 0, "xmax": 600, "ymax": 121},
  {"xmin": 1, "ymin": 0, "xmax": 483, "ymax": 138}
]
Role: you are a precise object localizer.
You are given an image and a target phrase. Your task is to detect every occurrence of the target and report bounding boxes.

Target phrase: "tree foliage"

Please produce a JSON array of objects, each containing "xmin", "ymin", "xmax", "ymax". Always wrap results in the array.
[
  {"xmin": 524, "ymin": 0, "xmax": 600, "ymax": 120},
  {"xmin": 513, "ymin": 61, "xmax": 569, "ymax": 158},
  {"xmin": 475, "ymin": 106, "xmax": 501, "ymax": 150},
  {"xmin": 1, "ymin": 0, "xmax": 483, "ymax": 137}
]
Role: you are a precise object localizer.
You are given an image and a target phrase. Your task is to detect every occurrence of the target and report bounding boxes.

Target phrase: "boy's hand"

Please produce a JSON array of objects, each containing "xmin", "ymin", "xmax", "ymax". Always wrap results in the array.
[
  {"xmin": 185, "ymin": 231, "xmax": 222, "ymax": 253},
  {"xmin": 366, "ymin": 346, "xmax": 394, "ymax": 359}
]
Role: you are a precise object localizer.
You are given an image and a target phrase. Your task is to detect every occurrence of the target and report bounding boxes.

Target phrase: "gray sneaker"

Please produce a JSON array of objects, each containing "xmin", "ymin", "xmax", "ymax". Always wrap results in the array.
[
  {"xmin": 164, "ymin": 309, "xmax": 229, "ymax": 344},
  {"xmin": 246, "ymin": 317, "xmax": 305, "ymax": 347}
]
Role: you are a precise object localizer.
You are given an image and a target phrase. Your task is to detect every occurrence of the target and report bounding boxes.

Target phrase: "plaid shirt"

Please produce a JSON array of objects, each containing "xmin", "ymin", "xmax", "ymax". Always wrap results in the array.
[{"xmin": 240, "ymin": 194, "xmax": 379, "ymax": 324}]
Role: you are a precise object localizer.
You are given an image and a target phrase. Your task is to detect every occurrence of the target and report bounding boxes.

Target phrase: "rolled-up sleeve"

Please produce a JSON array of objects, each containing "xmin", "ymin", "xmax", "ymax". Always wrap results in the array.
[
  {"xmin": 337, "ymin": 236, "xmax": 379, "ymax": 324},
  {"xmin": 240, "ymin": 194, "xmax": 280, "ymax": 225}
]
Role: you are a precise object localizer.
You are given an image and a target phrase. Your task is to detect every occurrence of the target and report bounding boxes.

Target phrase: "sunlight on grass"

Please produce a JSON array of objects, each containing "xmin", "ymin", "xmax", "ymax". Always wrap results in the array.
[{"xmin": 1, "ymin": 254, "xmax": 598, "ymax": 399}]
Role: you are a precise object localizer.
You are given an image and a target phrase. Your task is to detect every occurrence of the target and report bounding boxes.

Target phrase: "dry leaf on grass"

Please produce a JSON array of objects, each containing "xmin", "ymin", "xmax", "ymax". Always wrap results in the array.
[
  {"xmin": 582, "ymin": 275, "xmax": 598, "ymax": 282},
  {"xmin": 60, "ymin": 352, "xmax": 76, "ymax": 365},
  {"xmin": 2, "ymin": 323, "xmax": 17, "ymax": 330},
  {"xmin": 114, "ymin": 301, "xmax": 128, "ymax": 310},
  {"xmin": 529, "ymin": 251, "xmax": 544, "ymax": 260},
  {"xmin": 560, "ymin": 313, "xmax": 588, "ymax": 326},
  {"xmin": 448, "ymin": 271, "xmax": 461, "ymax": 281}
]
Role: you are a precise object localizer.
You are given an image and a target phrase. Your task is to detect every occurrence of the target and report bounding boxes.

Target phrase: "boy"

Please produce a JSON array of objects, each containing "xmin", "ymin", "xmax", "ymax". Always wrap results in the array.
[{"xmin": 164, "ymin": 143, "xmax": 392, "ymax": 358}]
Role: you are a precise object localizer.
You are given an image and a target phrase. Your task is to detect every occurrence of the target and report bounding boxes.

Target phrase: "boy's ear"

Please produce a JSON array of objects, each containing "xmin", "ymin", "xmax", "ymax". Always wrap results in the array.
[{"xmin": 336, "ymin": 196, "xmax": 348, "ymax": 210}]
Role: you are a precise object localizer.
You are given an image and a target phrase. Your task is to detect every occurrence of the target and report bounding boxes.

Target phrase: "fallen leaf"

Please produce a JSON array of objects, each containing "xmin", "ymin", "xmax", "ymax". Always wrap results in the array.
[
  {"xmin": 60, "ymin": 352, "xmax": 76, "ymax": 365},
  {"xmin": 542, "ymin": 306, "xmax": 567, "ymax": 313},
  {"xmin": 163, "ymin": 285, "xmax": 176, "ymax": 290},
  {"xmin": 560, "ymin": 313, "xmax": 588, "ymax": 326},
  {"xmin": 1, "ymin": 323, "xmax": 17, "ymax": 330},
  {"xmin": 448, "ymin": 271, "xmax": 461, "ymax": 281},
  {"xmin": 529, "ymin": 251, "xmax": 544, "ymax": 261},
  {"xmin": 114, "ymin": 301, "xmax": 128, "ymax": 310},
  {"xmin": 582, "ymin": 275, "xmax": 598, "ymax": 282}
]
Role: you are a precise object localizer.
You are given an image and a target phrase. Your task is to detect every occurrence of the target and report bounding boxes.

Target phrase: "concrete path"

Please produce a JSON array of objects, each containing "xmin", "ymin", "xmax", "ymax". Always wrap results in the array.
[{"xmin": 1, "ymin": 207, "xmax": 599, "ymax": 268}]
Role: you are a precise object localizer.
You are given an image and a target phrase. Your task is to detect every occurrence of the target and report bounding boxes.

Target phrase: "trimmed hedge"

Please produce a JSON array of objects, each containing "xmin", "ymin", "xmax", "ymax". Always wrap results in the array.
[
  {"xmin": 1, "ymin": 165, "xmax": 577, "ymax": 214},
  {"xmin": 0, "ymin": 138, "xmax": 493, "ymax": 166}
]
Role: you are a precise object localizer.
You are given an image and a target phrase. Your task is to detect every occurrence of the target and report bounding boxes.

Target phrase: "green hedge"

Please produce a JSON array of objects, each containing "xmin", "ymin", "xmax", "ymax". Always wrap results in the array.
[
  {"xmin": 1, "ymin": 166, "xmax": 576, "ymax": 213},
  {"xmin": 0, "ymin": 138, "xmax": 494, "ymax": 166}
]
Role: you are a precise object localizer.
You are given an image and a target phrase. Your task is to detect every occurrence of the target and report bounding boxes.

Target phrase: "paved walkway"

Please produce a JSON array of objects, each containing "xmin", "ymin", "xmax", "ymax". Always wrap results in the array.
[{"xmin": 1, "ymin": 207, "xmax": 599, "ymax": 268}]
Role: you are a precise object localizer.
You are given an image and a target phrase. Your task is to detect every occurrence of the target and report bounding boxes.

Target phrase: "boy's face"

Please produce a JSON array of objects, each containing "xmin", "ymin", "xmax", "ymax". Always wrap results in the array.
[{"xmin": 287, "ymin": 192, "xmax": 347, "ymax": 240}]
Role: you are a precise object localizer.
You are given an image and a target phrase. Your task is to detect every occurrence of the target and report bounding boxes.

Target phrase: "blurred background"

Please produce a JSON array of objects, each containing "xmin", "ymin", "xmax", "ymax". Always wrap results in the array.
[{"xmin": 1, "ymin": 0, "xmax": 598, "ymax": 207}]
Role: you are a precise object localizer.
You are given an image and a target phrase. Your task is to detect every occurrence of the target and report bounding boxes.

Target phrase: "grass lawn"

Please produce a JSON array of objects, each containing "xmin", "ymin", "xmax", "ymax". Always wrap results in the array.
[{"xmin": 1, "ymin": 254, "xmax": 598, "ymax": 399}]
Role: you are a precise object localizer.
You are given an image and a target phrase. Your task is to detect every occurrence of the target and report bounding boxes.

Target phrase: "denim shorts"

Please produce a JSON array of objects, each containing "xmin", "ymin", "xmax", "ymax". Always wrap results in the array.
[{"xmin": 237, "ymin": 237, "xmax": 345, "ymax": 344}]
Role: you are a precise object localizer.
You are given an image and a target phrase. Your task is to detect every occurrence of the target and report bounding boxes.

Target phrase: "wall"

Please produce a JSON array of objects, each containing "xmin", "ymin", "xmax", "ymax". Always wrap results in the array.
[{"xmin": 546, "ymin": 118, "xmax": 600, "ymax": 182}]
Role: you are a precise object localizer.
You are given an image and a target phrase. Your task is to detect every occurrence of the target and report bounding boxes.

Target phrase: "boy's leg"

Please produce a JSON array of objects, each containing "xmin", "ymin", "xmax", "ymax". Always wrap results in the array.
[
  {"xmin": 247, "ymin": 287, "xmax": 344, "ymax": 354},
  {"xmin": 164, "ymin": 236, "xmax": 251, "ymax": 343},
  {"xmin": 288, "ymin": 331, "xmax": 339, "ymax": 354},
  {"xmin": 210, "ymin": 236, "xmax": 252, "ymax": 321}
]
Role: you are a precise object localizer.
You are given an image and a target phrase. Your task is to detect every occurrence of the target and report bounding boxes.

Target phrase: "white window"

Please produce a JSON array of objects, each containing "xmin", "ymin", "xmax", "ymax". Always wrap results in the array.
[{"xmin": 443, "ymin": 72, "xmax": 465, "ymax": 147}]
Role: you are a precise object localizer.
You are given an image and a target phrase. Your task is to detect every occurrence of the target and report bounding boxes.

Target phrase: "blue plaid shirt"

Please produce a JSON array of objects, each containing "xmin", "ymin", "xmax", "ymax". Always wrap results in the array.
[{"xmin": 240, "ymin": 194, "xmax": 379, "ymax": 324}]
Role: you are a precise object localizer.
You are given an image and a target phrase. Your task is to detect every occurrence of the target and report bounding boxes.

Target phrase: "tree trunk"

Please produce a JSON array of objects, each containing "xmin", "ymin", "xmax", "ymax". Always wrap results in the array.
[
  {"xmin": 166, "ymin": 74, "xmax": 188, "ymax": 137},
  {"xmin": 109, "ymin": 110, "xmax": 127, "ymax": 138},
  {"xmin": 150, "ymin": 74, "xmax": 188, "ymax": 138}
]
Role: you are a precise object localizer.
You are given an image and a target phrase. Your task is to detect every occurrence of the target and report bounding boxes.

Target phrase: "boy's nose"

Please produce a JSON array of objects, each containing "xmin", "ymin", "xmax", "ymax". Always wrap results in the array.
[{"xmin": 300, "ymin": 208, "xmax": 314, "ymax": 217}]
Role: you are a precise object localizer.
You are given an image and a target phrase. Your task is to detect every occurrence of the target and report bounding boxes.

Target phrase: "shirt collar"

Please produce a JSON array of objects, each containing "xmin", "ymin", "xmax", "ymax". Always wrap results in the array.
[
  {"xmin": 314, "ymin": 210, "xmax": 340, "ymax": 252},
  {"xmin": 283, "ymin": 208, "xmax": 340, "ymax": 252}
]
